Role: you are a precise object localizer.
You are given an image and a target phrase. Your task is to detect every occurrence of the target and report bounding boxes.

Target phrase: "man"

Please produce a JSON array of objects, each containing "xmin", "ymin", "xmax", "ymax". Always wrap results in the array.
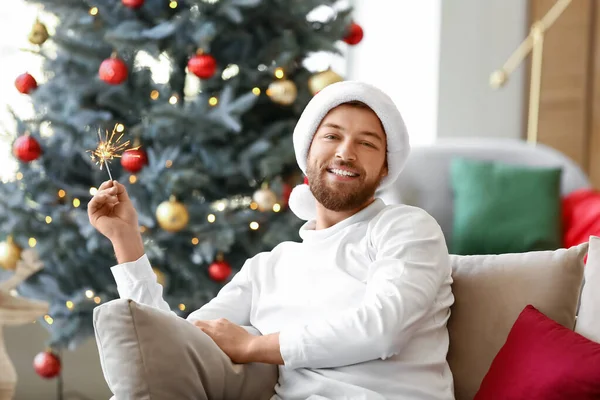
[{"xmin": 88, "ymin": 81, "xmax": 455, "ymax": 399}]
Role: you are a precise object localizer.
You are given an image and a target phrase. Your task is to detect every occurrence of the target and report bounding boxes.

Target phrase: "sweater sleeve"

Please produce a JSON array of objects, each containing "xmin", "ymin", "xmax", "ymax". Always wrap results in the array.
[
  {"xmin": 111, "ymin": 253, "xmax": 255, "ymax": 327},
  {"xmin": 278, "ymin": 207, "xmax": 450, "ymax": 369}
]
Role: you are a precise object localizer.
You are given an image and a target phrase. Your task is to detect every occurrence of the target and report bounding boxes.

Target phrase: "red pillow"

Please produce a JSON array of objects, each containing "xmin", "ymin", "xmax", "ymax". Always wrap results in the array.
[
  {"xmin": 474, "ymin": 305, "xmax": 600, "ymax": 400},
  {"xmin": 563, "ymin": 188, "xmax": 600, "ymax": 249}
]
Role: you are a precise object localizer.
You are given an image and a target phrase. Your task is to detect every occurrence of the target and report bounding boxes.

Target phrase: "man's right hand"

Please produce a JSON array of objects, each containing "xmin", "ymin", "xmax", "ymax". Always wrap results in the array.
[{"xmin": 88, "ymin": 180, "xmax": 145, "ymax": 263}]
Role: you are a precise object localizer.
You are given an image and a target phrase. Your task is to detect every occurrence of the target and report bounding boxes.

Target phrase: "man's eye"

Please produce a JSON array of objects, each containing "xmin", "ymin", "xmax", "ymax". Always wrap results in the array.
[
  {"xmin": 324, "ymin": 134, "xmax": 337, "ymax": 140},
  {"xmin": 362, "ymin": 142, "xmax": 375, "ymax": 148}
]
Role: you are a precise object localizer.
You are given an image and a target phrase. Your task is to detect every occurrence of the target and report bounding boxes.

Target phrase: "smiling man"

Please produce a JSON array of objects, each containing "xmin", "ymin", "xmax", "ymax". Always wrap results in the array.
[{"xmin": 89, "ymin": 81, "xmax": 455, "ymax": 399}]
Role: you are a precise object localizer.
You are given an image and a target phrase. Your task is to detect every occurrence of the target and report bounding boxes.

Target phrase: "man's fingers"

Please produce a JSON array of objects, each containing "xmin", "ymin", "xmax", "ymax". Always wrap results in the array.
[
  {"xmin": 113, "ymin": 181, "xmax": 131, "ymax": 202},
  {"xmin": 88, "ymin": 193, "xmax": 118, "ymax": 213},
  {"xmin": 97, "ymin": 180, "xmax": 114, "ymax": 191},
  {"xmin": 94, "ymin": 193, "xmax": 118, "ymax": 204}
]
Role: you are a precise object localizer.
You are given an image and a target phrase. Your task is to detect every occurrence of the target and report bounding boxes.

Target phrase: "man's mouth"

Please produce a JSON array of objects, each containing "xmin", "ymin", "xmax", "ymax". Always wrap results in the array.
[{"xmin": 326, "ymin": 168, "xmax": 360, "ymax": 178}]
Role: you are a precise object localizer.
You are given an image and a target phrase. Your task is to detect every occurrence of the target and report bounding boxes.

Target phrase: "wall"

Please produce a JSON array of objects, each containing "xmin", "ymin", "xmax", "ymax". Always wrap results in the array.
[
  {"xmin": 436, "ymin": 0, "xmax": 528, "ymax": 140},
  {"xmin": 346, "ymin": 0, "xmax": 442, "ymax": 146}
]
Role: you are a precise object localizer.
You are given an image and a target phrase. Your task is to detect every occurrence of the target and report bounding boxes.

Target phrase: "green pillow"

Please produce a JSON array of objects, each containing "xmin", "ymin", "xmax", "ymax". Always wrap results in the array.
[{"xmin": 450, "ymin": 158, "xmax": 562, "ymax": 255}]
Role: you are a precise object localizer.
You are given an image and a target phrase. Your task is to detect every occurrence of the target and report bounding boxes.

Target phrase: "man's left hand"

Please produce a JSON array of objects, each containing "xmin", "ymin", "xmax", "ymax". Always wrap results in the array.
[{"xmin": 193, "ymin": 318, "xmax": 253, "ymax": 364}]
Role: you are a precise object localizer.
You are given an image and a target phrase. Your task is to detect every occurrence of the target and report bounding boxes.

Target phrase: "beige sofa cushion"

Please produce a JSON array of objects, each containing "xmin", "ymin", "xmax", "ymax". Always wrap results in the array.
[
  {"xmin": 447, "ymin": 242, "xmax": 588, "ymax": 400},
  {"xmin": 93, "ymin": 299, "xmax": 277, "ymax": 400},
  {"xmin": 575, "ymin": 235, "xmax": 600, "ymax": 342}
]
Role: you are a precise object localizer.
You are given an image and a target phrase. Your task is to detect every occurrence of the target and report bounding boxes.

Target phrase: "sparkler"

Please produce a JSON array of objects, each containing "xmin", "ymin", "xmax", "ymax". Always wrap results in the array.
[{"xmin": 88, "ymin": 124, "xmax": 136, "ymax": 180}]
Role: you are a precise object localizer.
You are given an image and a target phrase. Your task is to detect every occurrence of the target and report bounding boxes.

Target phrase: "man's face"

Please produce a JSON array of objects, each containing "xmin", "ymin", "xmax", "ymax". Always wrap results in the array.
[{"xmin": 306, "ymin": 103, "xmax": 388, "ymax": 212}]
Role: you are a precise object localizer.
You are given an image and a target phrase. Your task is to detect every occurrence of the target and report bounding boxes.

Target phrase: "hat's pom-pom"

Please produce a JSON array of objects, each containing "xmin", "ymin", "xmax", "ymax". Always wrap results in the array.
[{"xmin": 288, "ymin": 182, "xmax": 317, "ymax": 221}]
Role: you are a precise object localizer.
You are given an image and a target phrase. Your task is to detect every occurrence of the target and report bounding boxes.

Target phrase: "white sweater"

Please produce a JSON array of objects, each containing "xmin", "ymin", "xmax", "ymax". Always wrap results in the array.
[{"xmin": 111, "ymin": 198, "xmax": 456, "ymax": 399}]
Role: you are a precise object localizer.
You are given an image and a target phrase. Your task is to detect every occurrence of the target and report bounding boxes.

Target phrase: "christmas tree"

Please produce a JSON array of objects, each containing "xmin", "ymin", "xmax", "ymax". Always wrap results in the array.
[{"xmin": 0, "ymin": 0, "xmax": 363, "ymax": 358}]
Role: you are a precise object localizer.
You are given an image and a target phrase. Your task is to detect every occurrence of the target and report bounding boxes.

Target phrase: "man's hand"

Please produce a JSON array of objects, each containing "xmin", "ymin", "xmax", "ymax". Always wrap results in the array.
[
  {"xmin": 194, "ymin": 319, "xmax": 284, "ymax": 365},
  {"xmin": 87, "ymin": 180, "xmax": 144, "ymax": 263},
  {"xmin": 194, "ymin": 319, "xmax": 254, "ymax": 364}
]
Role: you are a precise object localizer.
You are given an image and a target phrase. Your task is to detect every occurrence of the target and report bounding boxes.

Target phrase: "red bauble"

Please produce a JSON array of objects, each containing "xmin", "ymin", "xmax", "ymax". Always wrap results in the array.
[
  {"xmin": 187, "ymin": 52, "xmax": 217, "ymax": 79},
  {"xmin": 15, "ymin": 73, "xmax": 38, "ymax": 94},
  {"xmin": 208, "ymin": 260, "xmax": 232, "ymax": 282},
  {"xmin": 99, "ymin": 55, "xmax": 128, "ymax": 85},
  {"xmin": 343, "ymin": 22, "xmax": 364, "ymax": 45},
  {"xmin": 122, "ymin": 0, "xmax": 144, "ymax": 8},
  {"xmin": 13, "ymin": 135, "xmax": 42, "ymax": 162},
  {"xmin": 121, "ymin": 148, "xmax": 148, "ymax": 173},
  {"xmin": 33, "ymin": 350, "xmax": 61, "ymax": 379}
]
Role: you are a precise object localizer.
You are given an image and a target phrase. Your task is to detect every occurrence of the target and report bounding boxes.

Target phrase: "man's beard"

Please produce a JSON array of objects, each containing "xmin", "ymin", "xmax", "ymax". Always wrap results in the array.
[{"xmin": 307, "ymin": 160, "xmax": 384, "ymax": 212}]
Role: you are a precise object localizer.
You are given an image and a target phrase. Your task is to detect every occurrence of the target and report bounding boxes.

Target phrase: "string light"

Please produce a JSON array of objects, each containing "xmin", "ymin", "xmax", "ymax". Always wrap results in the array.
[
  {"xmin": 73, "ymin": 198, "xmax": 81, "ymax": 208},
  {"xmin": 207, "ymin": 214, "xmax": 216, "ymax": 223},
  {"xmin": 16, "ymin": 172, "xmax": 23, "ymax": 180},
  {"xmin": 94, "ymin": 296, "xmax": 101, "ymax": 304},
  {"xmin": 165, "ymin": 160, "xmax": 173, "ymax": 168},
  {"xmin": 249, "ymin": 222, "xmax": 259, "ymax": 230},
  {"xmin": 191, "ymin": 237, "xmax": 199, "ymax": 245},
  {"xmin": 274, "ymin": 68, "xmax": 285, "ymax": 79},
  {"xmin": 28, "ymin": 238, "xmax": 37, "ymax": 248},
  {"xmin": 89, "ymin": 187, "xmax": 98, "ymax": 195},
  {"xmin": 89, "ymin": 6, "xmax": 98, "ymax": 15},
  {"xmin": 115, "ymin": 123, "xmax": 125, "ymax": 133},
  {"xmin": 66, "ymin": 301, "xmax": 74, "ymax": 310},
  {"xmin": 150, "ymin": 90, "xmax": 160, "ymax": 100},
  {"xmin": 45, "ymin": 216, "xmax": 52, "ymax": 224},
  {"xmin": 58, "ymin": 189, "xmax": 66, "ymax": 198},
  {"xmin": 169, "ymin": 0, "xmax": 178, "ymax": 8},
  {"xmin": 44, "ymin": 315, "xmax": 54, "ymax": 325},
  {"xmin": 139, "ymin": 226, "xmax": 147, "ymax": 233},
  {"xmin": 129, "ymin": 175, "xmax": 137, "ymax": 184},
  {"xmin": 85, "ymin": 290, "xmax": 94, "ymax": 299},
  {"xmin": 250, "ymin": 202, "xmax": 258, "ymax": 210},
  {"xmin": 221, "ymin": 64, "xmax": 240, "ymax": 80},
  {"xmin": 216, "ymin": 202, "xmax": 226, "ymax": 212},
  {"xmin": 273, "ymin": 203, "xmax": 281, "ymax": 212},
  {"xmin": 179, "ymin": 303, "xmax": 186, "ymax": 311},
  {"xmin": 252, "ymin": 87, "xmax": 261, "ymax": 96},
  {"xmin": 169, "ymin": 95, "xmax": 178, "ymax": 104},
  {"xmin": 208, "ymin": 96, "xmax": 218, "ymax": 106}
]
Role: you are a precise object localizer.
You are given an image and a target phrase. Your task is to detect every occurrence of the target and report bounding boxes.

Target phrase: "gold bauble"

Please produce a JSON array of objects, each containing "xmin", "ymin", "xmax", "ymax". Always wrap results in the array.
[
  {"xmin": 267, "ymin": 79, "xmax": 297, "ymax": 105},
  {"xmin": 308, "ymin": 69, "xmax": 343, "ymax": 95},
  {"xmin": 252, "ymin": 186, "xmax": 277, "ymax": 212},
  {"xmin": 152, "ymin": 268, "xmax": 166, "ymax": 287},
  {"xmin": 156, "ymin": 197, "xmax": 189, "ymax": 232},
  {"xmin": 0, "ymin": 237, "xmax": 22, "ymax": 271},
  {"xmin": 28, "ymin": 20, "xmax": 49, "ymax": 46}
]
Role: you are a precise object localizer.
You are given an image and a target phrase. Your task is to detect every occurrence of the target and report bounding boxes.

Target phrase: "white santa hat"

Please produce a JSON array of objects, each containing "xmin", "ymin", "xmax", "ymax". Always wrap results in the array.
[{"xmin": 288, "ymin": 80, "xmax": 410, "ymax": 221}]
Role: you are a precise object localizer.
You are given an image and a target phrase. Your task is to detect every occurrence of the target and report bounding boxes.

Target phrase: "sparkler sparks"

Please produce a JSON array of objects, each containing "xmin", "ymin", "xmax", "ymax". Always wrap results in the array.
[{"xmin": 88, "ymin": 124, "xmax": 137, "ymax": 180}]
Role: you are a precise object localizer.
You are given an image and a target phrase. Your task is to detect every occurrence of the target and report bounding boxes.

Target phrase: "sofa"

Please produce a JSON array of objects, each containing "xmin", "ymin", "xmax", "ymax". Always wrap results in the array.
[
  {"xmin": 378, "ymin": 138, "xmax": 591, "ymax": 250},
  {"xmin": 94, "ymin": 138, "xmax": 600, "ymax": 399}
]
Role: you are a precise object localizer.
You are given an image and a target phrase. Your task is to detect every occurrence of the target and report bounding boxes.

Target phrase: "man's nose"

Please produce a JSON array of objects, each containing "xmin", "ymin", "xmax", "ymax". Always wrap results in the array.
[{"xmin": 335, "ymin": 141, "xmax": 357, "ymax": 161}]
